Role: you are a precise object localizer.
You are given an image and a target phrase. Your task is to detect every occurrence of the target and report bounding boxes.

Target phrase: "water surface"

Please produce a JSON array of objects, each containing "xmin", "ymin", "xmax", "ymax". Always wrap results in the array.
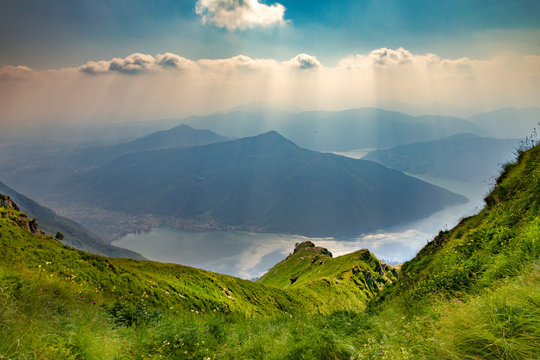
[{"xmin": 113, "ymin": 174, "xmax": 487, "ymax": 279}]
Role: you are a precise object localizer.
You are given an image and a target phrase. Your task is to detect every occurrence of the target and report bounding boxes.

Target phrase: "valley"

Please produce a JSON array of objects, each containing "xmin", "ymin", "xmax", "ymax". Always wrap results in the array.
[
  {"xmin": 0, "ymin": 141, "xmax": 537, "ymax": 359},
  {"xmin": 2, "ymin": 3, "xmax": 539, "ymax": 358}
]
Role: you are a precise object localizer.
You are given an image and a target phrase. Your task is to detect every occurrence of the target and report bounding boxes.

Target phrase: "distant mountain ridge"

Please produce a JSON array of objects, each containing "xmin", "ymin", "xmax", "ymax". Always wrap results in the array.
[
  {"xmin": 469, "ymin": 107, "xmax": 540, "ymax": 139},
  {"xmin": 58, "ymin": 131, "xmax": 466, "ymax": 237},
  {"xmin": 70, "ymin": 124, "xmax": 230, "ymax": 167},
  {"xmin": 363, "ymin": 133, "xmax": 518, "ymax": 182},
  {"xmin": 181, "ymin": 108, "xmax": 485, "ymax": 151}
]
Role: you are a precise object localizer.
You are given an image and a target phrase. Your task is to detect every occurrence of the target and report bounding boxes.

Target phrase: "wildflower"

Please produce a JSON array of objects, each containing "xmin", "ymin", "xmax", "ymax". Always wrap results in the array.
[
  {"xmin": 430, "ymin": 292, "xmax": 434, "ymax": 295},
  {"xmin": 93, "ymin": 301, "xmax": 97, "ymax": 304}
]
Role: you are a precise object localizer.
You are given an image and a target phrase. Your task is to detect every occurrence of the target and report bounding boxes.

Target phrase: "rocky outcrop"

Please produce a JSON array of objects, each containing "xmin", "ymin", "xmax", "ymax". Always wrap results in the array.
[
  {"xmin": 293, "ymin": 241, "xmax": 333, "ymax": 257},
  {"xmin": 0, "ymin": 194, "xmax": 20, "ymax": 211},
  {"xmin": 1, "ymin": 194, "xmax": 43, "ymax": 235}
]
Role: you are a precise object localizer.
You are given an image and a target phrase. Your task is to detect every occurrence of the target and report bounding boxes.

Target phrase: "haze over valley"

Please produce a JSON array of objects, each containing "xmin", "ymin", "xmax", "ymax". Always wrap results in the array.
[{"xmin": 0, "ymin": 107, "xmax": 526, "ymax": 278}]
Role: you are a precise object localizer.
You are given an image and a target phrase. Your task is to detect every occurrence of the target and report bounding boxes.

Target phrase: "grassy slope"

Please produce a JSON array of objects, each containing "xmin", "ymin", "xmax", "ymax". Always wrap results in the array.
[
  {"xmin": 365, "ymin": 143, "xmax": 540, "ymax": 358},
  {"xmin": 0, "ymin": 144, "xmax": 538, "ymax": 359},
  {"xmin": 258, "ymin": 241, "xmax": 397, "ymax": 310},
  {"xmin": 0, "ymin": 180, "xmax": 145, "ymax": 259},
  {"xmin": 375, "ymin": 143, "xmax": 539, "ymax": 308}
]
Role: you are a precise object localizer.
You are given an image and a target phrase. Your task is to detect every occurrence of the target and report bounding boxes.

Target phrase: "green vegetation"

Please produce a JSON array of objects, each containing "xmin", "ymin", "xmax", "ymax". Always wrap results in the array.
[
  {"xmin": 258, "ymin": 241, "xmax": 397, "ymax": 309},
  {"xmin": 0, "ymin": 144, "xmax": 538, "ymax": 359},
  {"xmin": 0, "ymin": 180, "xmax": 144, "ymax": 259}
]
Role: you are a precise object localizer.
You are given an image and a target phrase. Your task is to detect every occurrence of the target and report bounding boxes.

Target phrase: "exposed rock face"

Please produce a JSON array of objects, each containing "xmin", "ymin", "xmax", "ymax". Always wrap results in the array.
[
  {"xmin": 28, "ymin": 219, "xmax": 43, "ymax": 235},
  {"xmin": 0, "ymin": 194, "xmax": 20, "ymax": 211},
  {"xmin": 1, "ymin": 194, "xmax": 43, "ymax": 235},
  {"xmin": 293, "ymin": 241, "xmax": 333, "ymax": 257}
]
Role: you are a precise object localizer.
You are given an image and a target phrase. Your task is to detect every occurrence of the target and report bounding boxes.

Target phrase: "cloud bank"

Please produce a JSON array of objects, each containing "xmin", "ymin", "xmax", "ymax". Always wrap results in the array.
[
  {"xmin": 195, "ymin": 0, "xmax": 286, "ymax": 30},
  {"xmin": 1, "ymin": 48, "xmax": 539, "ymax": 130}
]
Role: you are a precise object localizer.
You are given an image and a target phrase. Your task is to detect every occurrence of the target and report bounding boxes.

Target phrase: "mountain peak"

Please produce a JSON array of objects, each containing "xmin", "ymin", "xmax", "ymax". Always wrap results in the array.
[
  {"xmin": 293, "ymin": 241, "xmax": 333, "ymax": 257},
  {"xmin": 257, "ymin": 130, "xmax": 286, "ymax": 139}
]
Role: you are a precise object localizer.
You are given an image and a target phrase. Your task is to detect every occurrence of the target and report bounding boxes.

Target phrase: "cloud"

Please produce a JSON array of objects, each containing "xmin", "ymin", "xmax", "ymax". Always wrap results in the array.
[
  {"xmin": 79, "ymin": 53, "xmax": 195, "ymax": 75},
  {"xmin": 155, "ymin": 53, "xmax": 195, "ymax": 70},
  {"xmin": 371, "ymin": 47, "xmax": 413, "ymax": 66},
  {"xmin": 0, "ymin": 65, "xmax": 34, "ymax": 80},
  {"xmin": 76, "ymin": 52, "xmax": 312, "ymax": 76},
  {"xmin": 286, "ymin": 54, "xmax": 321, "ymax": 70},
  {"xmin": 1, "ymin": 48, "xmax": 540, "ymax": 128},
  {"xmin": 108, "ymin": 53, "xmax": 155, "ymax": 74},
  {"xmin": 79, "ymin": 60, "xmax": 112, "ymax": 75},
  {"xmin": 195, "ymin": 0, "xmax": 286, "ymax": 30},
  {"xmin": 80, "ymin": 53, "xmax": 155, "ymax": 75}
]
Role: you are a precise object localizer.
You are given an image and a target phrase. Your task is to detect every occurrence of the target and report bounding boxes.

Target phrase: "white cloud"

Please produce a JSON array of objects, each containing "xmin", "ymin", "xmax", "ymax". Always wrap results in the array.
[
  {"xmin": 155, "ymin": 53, "xmax": 195, "ymax": 70},
  {"xmin": 285, "ymin": 54, "xmax": 321, "ymax": 70},
  {"xmin": 371, "ymin": 47, "xmax": 413, "ymax": 66},
  {"xmin": 1, "ymin": 48, "xmax": 539, "ymax": 128},
  {"xmin": 195, "ymin": 0, "xmax": 286, "ymax": 30},
  {"xmin": 0, "ymin": 65, "xmax": 34, "ymax": 80},
  {"xmin": 108, "ymin": 53, "xmax": 155, "ymax": 74}
]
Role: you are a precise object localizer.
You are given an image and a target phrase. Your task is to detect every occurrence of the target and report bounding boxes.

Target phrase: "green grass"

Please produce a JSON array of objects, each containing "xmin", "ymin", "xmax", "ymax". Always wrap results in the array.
[{"xmin": 0, "ymin": 144, "xmax": 539, "ymax": 359}]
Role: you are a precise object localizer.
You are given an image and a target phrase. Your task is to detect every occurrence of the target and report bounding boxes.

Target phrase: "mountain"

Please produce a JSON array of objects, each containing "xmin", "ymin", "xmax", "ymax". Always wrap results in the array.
[
  {"xmin": 363, "ymin": 133, "xmax": 518, "ymax": 182},
  {"xmin": 182, "ymin": 108, "xmax": 485, "ymax": 151},
  {"xmin": 69, "ymin": 124, "xmax": 231, "ymax": 167},
  {"xmin": 0, "ymin": 125, "xmax": 229, "ymax": 200},
  {"xmin": 0, "ymin": 143, "xmax": 538, "ymax": 358},
  {"xmin": 258, "ymin": 241, "xmax": 398, "ymax": 305},
  {"xmin": 109, "ymin": 124, "xmax": 230, "ymax": 154},
  {"xmin": 59, "ymin": 131, "xmax": 466, "ymax": 237},
  {"xmin": 469, "ymin": 107, "xmax": 540, "ymax": 139},
  {"xmin": 0, "ymin": 181, "xmax": 144, "ymax": 259}
]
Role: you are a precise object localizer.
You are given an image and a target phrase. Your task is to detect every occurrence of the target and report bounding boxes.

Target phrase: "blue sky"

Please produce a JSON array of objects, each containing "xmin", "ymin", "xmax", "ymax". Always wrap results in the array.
[{"xmin": 1, "ymin": 0, "xmax": 539, "ymax": 68}]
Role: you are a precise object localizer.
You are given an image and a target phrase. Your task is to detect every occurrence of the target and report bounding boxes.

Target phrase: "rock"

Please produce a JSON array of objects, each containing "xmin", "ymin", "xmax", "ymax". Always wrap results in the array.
[
  {"xmin": 28, "ymin": 218, "xmax": 44, "ymax": 235},
  {"xmin": 0, "ymin": 194, "xmax": 20, "ymax": 211},
  {"xmin": 293, "ymin": 241, "xmax": 333, "ymax": 257},
  {"xmin": 1, "ymin": 195, "xmax": 43, "ymax": 235}
]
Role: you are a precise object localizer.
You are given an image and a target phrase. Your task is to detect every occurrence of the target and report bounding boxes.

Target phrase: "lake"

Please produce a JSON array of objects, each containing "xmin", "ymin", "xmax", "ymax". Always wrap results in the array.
[{"xmin": 113, "ymin": 174, "xmax": 487, "ymax": 279}]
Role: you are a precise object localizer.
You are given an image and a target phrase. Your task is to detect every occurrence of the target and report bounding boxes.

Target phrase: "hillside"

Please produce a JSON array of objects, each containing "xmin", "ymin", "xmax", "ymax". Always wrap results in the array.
[
  {"xmin": 258, "ymin": 241, "xmax": 398, "ymax": 307},
  {"xmin": 0, "ymin": 195, "xmax": 398, "ymax": 358},
  {"xmin": 58, "ymin": 131, "xmax": 466, "ymax": 237},
  {"xmin": 0, "ymin": 180, "xmax": 144, "ymax": 259},
  {"xmin": 183, "ymin": 108, "xmax": 485, "ymax": 151},
  {"xmin": 470, "ymin": 107, "xmax": 540, "ymax": 139},
  {"xmin": 0, "ymin": 195, "xmax": 398, "ymax": 315},
  {"xmin": 375, "ymin": 141, "xmax": 539, "ymax": 306},
  {"xmin": 363, "ymin": 133, "xmax": 517, "ymax": 182},
  {"xmin": 0, "ymin": 143, "xmax": 538, "ymax": 359}
]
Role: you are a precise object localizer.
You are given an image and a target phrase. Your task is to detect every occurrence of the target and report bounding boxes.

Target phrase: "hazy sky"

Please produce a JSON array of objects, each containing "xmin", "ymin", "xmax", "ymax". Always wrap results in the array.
[{"xmin": 1, "ymin": 0, "xmax": 539, "ymax": 129}]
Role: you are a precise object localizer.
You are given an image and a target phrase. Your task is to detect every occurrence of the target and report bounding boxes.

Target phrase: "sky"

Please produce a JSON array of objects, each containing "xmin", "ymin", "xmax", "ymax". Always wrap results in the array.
[{"xmin": 1, "ymin": 0, "xmax": 540, "ymax": 130}]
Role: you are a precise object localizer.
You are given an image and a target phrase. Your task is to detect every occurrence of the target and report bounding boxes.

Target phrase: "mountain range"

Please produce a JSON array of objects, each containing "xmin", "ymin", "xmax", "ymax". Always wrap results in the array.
[
  {"xmin": 469, "ymin": 107, "xmax": 540, "ymax": 139},
  {"xmin": 58, "ymin": 131, "xmax": 466, "ymax": 237},
  {"xmin": 181, "ymin": 108, "xmax": 485, "ymax": 151},
  {"xmin": 0, "ymin": 142, "xmax": 537, "ymax": 358},
  {"xmin": 363, "ymin": 133, "xmax": 518, "ymax": 182}
]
